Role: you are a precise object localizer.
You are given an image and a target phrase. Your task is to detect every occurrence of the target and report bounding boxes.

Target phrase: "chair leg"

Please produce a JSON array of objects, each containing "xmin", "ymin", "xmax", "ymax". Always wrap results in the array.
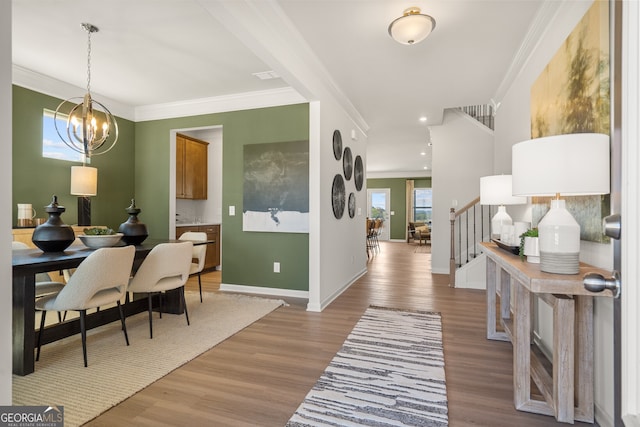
[
  {"xmin": 181, "ymin": 286, "xmax": 190, "ymax": 326},
  {"xmin": 198, "ymin": 272, "xmax": 203, "ymax": 302},
  {"xmin": 147, "ymin": 293, "xmax": 154, "ymax": 339},
  {"xmin": 36, "ymin": 310, "xmax": 47, "ymax": 362},
  {"xmin": 159, "ymin": 293, "xmax": 163, "ymax": 319},
  {"xmin": 117, "ymin": 301, "xmax": 130, "ymax": 346},
  {"xmin": 80, "ymin": 310, "xmax": 88, "ymax": 367}
]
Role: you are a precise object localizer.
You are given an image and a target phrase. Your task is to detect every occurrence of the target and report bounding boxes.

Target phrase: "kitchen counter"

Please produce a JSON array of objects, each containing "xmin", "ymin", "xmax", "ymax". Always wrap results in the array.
[{"xmin": 176, "ymin": 222, "xmax": 220, "ymax": 227}]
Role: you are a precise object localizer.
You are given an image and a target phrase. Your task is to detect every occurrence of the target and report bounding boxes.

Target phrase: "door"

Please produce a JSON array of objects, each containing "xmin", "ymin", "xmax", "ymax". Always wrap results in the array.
[{"xmin": 367, "ymin": 188, "xmax": 390, "ymax": 241}]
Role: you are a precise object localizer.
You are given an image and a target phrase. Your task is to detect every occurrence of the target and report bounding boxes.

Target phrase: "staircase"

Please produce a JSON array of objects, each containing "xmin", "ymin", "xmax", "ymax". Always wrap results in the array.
[
  {"xmin": 449, "ymin": 197, "xmax": 494, "ymax": 286},
  {"xmin": 457, "ymin": 104, "xmax": 495, "ymax": 130}
]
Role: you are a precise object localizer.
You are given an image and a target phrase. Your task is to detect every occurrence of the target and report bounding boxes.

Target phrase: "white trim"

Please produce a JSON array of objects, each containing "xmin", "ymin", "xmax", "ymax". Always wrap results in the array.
[
  {"xmin": 492, "ymin": 1, "xmax": 567, "ymax": 107},
  {"xmin": 1, "ymin": 0, "xmax": 12, "ymax": 405},
  {"xmin": 12, "ymin": 64, "xmax": 136, "ymax": 120},
  {"xmin": 307, "ymin": 268, "xmax": 367, "ymax": 312},
  {"xmin": 621, "ymin": 0, "xmax": 640, "ymax": 424},
  {"xmin": 220, "ymin": 283, "xmax": 309, "ymax": 300},
  {"xmin": 367, "ymin": 170, "xmax": 432, "ymax": 179},
  {"xmin": 13, "ymin": 64, "xmax": 307, "ymax": 123},
  {"xmin": 134, "ymin": 87, "xmax": 307, "ymax": 122},
  {"xmin": 307, "ymin": 101, "xmax": 321, "ymax": 312},
  {"xmin": 195, "ymin": 0, "xmax": 369, "ymax": 134}
]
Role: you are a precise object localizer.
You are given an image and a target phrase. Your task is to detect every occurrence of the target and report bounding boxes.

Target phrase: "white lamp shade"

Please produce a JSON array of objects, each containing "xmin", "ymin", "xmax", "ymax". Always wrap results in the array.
[
  {"xmin": 512, "ymin": 133, "xmax": 610, "ymax": 196},
  {"xmin": 70, "ymin": 166, "xmax": 98, "ymax": 196},
  {"xmin": 388, "ymin": 9, "xmax": 436, "ymax": 45},
  {"xmin": 480, "ymin": 175, "xmax": 527, "ymax": 205}
]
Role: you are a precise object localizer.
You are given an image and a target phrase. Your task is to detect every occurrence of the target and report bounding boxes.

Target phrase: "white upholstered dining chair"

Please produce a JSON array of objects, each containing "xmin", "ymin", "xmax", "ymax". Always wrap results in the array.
[
  {"xmin": 35, "ymin": 245, "xmax": 136, "ymax": 367},
  {"xmin": 127, "ymin": 242, "xmax": 193, "ymax": 339},
  {"xmin": 178, "ymin": 231, "xmax": 207, "ymax": 302}
]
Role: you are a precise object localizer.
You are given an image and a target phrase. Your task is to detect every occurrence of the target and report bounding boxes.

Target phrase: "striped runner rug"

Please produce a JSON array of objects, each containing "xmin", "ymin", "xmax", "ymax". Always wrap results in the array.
[{"xmin": 287, "ymin": 306, "xmax": 448, "ymax": 426}]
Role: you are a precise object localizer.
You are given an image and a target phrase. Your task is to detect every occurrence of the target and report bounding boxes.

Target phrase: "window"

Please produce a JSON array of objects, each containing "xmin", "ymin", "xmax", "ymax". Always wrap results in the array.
[
  {"xmin": 42, "ymin": 109, "xmax": 88, "ymax": 162},
  {"xmin": 413, "ymin": 188, "xmax": 432, "ymax": 223}
]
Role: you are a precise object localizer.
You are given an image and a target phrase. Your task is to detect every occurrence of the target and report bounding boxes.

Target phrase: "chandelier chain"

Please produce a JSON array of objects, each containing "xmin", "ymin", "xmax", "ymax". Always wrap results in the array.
[{"xmin": 86, "ymin": 27, "xmax": 92, "ymax": 94}]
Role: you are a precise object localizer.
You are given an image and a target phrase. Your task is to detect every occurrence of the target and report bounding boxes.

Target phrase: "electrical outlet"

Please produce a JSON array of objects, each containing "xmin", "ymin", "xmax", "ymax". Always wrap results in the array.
[{"xmin": 273, "ymin": 262, "xmax": 280, "ymax": 273}]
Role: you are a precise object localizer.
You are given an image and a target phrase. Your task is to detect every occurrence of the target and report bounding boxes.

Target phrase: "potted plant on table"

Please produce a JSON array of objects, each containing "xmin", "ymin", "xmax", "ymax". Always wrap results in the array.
[{"xmin": 519, "ymin": 228, "xmax": 539, "ymax": 263}]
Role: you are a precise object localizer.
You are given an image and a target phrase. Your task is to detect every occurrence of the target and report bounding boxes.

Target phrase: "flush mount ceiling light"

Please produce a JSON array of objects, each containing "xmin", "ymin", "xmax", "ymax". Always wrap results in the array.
[
  {"xmin": 388, "ymin": 6, "xmax": 436, "ymax": 45},
  {"xmin": 54, "ymin": 23, "xmax": 118, "ymax": 158}
]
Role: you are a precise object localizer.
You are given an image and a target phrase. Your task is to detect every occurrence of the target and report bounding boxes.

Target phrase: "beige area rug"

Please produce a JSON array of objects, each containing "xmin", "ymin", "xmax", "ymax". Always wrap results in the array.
[
  {"xmin": 414, "ymin": 243, "xmax": 432, "ymax": 253},
  {"xmin": 13, "ymin": 292, "xmax": 286, "ymax": 427}
]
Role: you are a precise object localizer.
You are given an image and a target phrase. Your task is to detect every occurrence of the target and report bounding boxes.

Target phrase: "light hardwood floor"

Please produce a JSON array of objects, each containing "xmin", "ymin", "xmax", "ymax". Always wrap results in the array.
[{"xmin": 87, "ymin": 242, "xmax": 596, "ymax": 426}]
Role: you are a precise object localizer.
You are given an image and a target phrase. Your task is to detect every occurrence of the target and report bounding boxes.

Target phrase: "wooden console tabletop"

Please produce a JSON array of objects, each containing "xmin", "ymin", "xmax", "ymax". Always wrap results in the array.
[{"xmin": 480, "ymin": 242, "xmax": 614, "ymax": 424}]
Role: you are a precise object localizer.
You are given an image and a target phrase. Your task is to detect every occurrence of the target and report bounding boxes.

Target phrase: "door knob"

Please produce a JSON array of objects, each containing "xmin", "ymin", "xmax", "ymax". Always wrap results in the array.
[
  {"xmin": 583, "ymin": 271, "xmax": 621, "ymax": 298},
  {"xmin": 603, "ymin": 213, "xmax": 621, "ymax": 240}
]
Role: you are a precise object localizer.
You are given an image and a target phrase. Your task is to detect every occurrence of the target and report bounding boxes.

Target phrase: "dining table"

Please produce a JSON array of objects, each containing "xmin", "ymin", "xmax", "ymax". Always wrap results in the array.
[{"xmin": 11, "ymin": 239, "xmax": 185, "ymax": 376}]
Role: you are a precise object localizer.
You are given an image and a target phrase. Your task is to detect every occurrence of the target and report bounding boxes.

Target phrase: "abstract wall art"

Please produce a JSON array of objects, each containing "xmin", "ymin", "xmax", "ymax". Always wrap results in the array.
[
  {"xmin": 529, "ymin": 0, "xmax": 610, "ymax": 243},
  {"xmin": 243, "ymin": 140, "xmax": 309, "ymax": 233}
]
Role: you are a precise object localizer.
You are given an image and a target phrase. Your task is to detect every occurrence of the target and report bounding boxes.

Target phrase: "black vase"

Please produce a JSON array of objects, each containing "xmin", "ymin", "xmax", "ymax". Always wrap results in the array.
[
  {"xmin": 32, "ymin": 195, "xmax": 75, "ymax": 252},
  {"xmin": 118, "ymin": 199, "xmax": 148, "ymax": 245}
]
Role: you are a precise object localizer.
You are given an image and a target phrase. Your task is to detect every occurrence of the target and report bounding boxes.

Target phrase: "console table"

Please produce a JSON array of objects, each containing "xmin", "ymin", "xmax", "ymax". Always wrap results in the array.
[{"xmin": 481, "ymin": 242, "xmax": 614, "ymax": 424}]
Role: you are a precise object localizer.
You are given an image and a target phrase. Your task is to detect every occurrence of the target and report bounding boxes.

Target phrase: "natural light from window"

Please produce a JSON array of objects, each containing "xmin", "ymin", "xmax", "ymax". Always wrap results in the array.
[
  {"xmin": 42, "ymin": 109, "xmax": 88, "ymax": 163},
  {"xmin": 414, "ymin": 188, "xmax": 432, "ymax": 223}
]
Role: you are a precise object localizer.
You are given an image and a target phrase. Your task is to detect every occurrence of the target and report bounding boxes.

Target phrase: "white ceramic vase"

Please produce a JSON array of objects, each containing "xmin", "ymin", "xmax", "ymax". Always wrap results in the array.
[{"xmin": 523, "ymin": 236, "xmax": 540, "ymax": 264}]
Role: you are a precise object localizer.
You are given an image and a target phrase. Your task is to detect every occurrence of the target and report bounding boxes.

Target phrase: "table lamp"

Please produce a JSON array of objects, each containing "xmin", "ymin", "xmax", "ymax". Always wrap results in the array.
[
  {"xmin": 480, "ymin": 175, "xmax": 526, "ymax": 241},
  {"xmin": 512, "ymin": 133, "xmax": 610, "ymax": 274},
  {"xmin": 70, "ymin": 165, "xmax": 98, "ymax": 226}
]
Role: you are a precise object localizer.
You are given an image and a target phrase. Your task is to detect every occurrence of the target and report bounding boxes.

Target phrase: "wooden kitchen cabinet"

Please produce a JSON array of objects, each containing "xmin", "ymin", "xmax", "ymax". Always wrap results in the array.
[
  {"xmin": 176, "ymin": 134, "xmax": 208, "ymax": 199},
  {"xmin": 176, "ymin": 224, "xmax": 220, "ymax": 270}
]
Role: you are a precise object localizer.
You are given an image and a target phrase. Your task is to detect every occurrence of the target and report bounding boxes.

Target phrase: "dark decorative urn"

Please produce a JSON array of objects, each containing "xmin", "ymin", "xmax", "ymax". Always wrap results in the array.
[
  {"xmin": 32, "ymin": 195, "xmax": 75, "ymax": 252},
  {"xmin": 118, "ymin": 199, "xmax": 148, "ymax": 245}
]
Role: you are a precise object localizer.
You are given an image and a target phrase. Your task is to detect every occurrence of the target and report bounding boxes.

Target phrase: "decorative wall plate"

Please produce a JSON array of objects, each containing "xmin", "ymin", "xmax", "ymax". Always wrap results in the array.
[
  {"xmin": 332, "ymin": 174, "xmax": 346, "ymax": 219},
  {"xmin": 348, "ymin": 192, "xmax": 356, "ymax": 218},
  {"xmin": 343, "ymin": 146, "xmax": 353, "ymax": 180},
  {"xmin": 354, "ymin": 155, "xmax": 364, "ymax": 191},
  {"xmin": 332, "ymin": 130, "xmax": 342, "ymax": 160}
]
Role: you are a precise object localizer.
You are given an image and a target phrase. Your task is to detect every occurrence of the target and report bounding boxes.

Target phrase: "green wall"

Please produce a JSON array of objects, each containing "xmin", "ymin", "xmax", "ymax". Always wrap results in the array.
[
  {"xmin": 12, "ymin": 86, "xmax": 136, "ymax": 229},
  {"xmin": 134, "ymin": 104, "xmax": 310, "ymax": 291},
  {"xmin": 13, "ymin": 87, "xmax": 310, "ymax": 291},
  {"xmin": 367, "ymin": 177, "xmax": 431, "ymax": 240}
]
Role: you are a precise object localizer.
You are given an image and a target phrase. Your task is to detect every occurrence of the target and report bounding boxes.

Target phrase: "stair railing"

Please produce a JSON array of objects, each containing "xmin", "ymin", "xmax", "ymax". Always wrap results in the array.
[
  {"xmin": 457, "ymin": 105, "xmax": 495, "ymax": 130},
  {"xmin": 449, "ymin": 197, "xmax": 494, "ymax": 286}
]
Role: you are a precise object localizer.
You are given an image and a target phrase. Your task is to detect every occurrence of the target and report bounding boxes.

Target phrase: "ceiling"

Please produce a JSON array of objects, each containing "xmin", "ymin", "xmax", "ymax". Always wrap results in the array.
[{"xmin": 12, "ymin": 0, "xmax": 544, "ymax": 178}]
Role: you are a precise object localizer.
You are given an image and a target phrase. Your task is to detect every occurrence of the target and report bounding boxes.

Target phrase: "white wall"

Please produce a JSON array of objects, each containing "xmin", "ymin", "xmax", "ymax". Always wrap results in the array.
[
  {"xmin": 0, "ymin": 0, "xmax": 12, "ymax": 404},
  {"xmin": 311, "ymin": 99, "xmax": 368, "ymax": 311},
  {"xmin": 493, "ymin": 1, "xmax": 614, "ymax": 424},
  {"xmin": 430, "ymin": 110, "xmax": 494, "ymax": 274}
]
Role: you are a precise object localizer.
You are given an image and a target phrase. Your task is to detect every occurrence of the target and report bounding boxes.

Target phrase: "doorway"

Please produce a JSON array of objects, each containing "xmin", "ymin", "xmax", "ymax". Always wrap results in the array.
[{"xmin": 367, "ymin": 188, "xmax": 390, "ymax": 241}]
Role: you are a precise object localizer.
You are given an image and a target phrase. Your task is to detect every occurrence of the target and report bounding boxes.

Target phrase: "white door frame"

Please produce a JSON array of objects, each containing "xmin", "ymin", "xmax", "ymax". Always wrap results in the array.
[
  {"xmin": 367, "ymin": 188, "xmax": 390, "ymax": 241},
  {"xmin": 621, "ymin": 2, "xmax": 640, "ymax": 424}
]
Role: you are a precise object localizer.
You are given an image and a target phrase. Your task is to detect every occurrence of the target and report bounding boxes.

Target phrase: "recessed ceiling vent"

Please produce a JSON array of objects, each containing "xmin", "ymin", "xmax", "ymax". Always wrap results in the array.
[{"xmin": 252, "ymin": 70, "xmax": 280, "ymax": 80}]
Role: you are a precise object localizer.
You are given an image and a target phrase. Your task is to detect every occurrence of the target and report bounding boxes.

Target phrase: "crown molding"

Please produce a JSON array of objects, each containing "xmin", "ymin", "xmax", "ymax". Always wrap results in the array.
[
  {"xmin": 492, "ymin": 0, "xmax": 564, "ymax": 106},
  {"xmin": 367, "ymin": 170, "xmax": 432, "ymax": 179},
  {"xmin": 134, "ymin": 87, "xmax": 306, "ymax": 122},
  {"xmin": 12, "ymin": 64, "xmax": 136, "ymax": 120},
  {"xmin": 13, "ymin": 64, "xmax": 307, "ymax": 122},
  {"xmin": 197, "ymin": 0, "xmax": 369, "ymax": 133}
]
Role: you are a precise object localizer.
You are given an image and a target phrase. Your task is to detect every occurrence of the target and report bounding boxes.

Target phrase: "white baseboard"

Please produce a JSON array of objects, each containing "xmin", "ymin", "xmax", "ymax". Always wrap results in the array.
[
  {"xmin": 308, "ymin": 268, "xmax": 367, "ymax": 312},
  {"xmin": 219, "ymin": 283, "xmax": 309, "ymax": 299}
]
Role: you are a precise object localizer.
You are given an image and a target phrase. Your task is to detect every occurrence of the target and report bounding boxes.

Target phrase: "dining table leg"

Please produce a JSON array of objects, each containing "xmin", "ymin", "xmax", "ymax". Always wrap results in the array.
[{"xmin": 12, "ymin": 273, "xmax": 36, "ymax": 376}]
